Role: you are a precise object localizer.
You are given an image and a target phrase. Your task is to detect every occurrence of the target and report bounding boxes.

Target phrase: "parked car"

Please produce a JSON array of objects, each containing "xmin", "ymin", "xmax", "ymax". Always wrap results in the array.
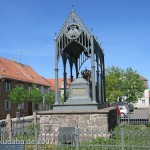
[
  {"xmin": 128, "ymin": 103, "xmax": 134, "ymax": 112},
  {"xmin": 114, "ymin": 102, "xmax": 134, "ymax": 112},
  {"xmin": 117, "ymin": 105, "xmax": 129, "ymax": 118},
  {"xmin": 112, "ymin": 102, "xmax": 130, "ymax": 118}
]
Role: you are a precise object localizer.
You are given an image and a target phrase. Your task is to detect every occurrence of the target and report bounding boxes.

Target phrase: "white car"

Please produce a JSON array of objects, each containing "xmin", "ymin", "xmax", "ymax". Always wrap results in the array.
[{"xmin": 118, "ymin": 105, "xmax": 129, "ymax": 118}]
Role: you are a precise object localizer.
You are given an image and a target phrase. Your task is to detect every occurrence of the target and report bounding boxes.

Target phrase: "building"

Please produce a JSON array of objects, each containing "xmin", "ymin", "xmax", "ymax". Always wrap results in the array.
[
  {"xmin": 48, "ymin": 78, "xmax": 71, "ymax": 103},
  {"xmin": 133, "ymin": 76, "xmax": 150, "ymax": 108},
  {"xmin": 0, "ymin": 57, "xmax": 50, "ymax": 119},
  {"xmin": 121, "ymin": 76, "xmax": 150, "ymax": 108}
]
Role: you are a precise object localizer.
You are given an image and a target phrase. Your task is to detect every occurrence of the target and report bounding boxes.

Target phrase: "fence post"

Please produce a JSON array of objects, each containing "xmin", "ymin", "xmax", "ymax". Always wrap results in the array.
[
  {"xmin": 128, "ymin": 113, "xmax": 130, "ymax": 125},
  {"xmin": 75, "ymin": 127, "xmax": 79, "ymax": 150},
  {"xmin": 35, "ymin": 126, "xmax": 38, "ymax": 150},
  {"xmin": 6, "ymin": 114, "xmax": 12, "ymax": 139},
  {"xmin": 148, "ymin": 108, "xmax": 150, "ymax": 125},
  {"xmin": 33, "ymin": 111, "xmax": 37, "ymax": 125},
  {"xmin": 121, "ymin": 128, "xmax": 124, "ymax": 150}
]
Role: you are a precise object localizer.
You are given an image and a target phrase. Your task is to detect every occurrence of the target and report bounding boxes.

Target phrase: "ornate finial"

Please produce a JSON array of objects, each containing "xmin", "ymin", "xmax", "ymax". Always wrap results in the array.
[
  {"xmin": 72, "ymin": 5, "xmax": 74, "ymax": 11},
  {"xmin": 54, "ymin": 33, "xmax": 57, "ymax": 40}
]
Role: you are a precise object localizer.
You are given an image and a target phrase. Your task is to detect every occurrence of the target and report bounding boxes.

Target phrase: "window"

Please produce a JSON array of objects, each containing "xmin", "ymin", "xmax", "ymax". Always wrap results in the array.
[
  {"xmin": 5, "ymin": 100, "xmax": 11, "ymax": 110},
  {"xmin": 5, "ymin": 81, "xmax": 10, "ymax": 91},
  {"xmin": 17, "ymin": 103, "xmax": 24, "ymax": 109},
  {"xmin": 142, "ymin": 99, "xmax": 145, "ymax": 104},
  {"xmin": 34, "ymin": 104, "xmax": 39, "ymax": 111},
  {"xmin": 43, "ymin": 87, "xmax": 49, "ymax": 94}
]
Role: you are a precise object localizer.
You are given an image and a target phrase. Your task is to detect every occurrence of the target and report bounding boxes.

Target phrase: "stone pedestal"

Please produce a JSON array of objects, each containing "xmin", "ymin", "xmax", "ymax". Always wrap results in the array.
[
  {"xmin": 53, "ymin": 78, "xmax": 100, "ymax": 110},
  {"xmin": 67, "ymin": 77, "xmax": 92, "ymax": 103},
  {"xmin": 38, "ymin": 107, "xmax": 117, "ymax": 133}
]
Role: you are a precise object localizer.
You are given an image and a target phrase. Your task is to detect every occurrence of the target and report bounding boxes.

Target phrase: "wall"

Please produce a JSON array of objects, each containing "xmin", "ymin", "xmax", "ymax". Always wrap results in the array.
[
  {"xmin": 0, "ymin": 79, "xmax": 50, "ymax": 119},
  {"xmin": 38, "ymin": 107, "xmax": 117, "ymax": 133},
  {"xmin": 0, "ymin": 79, "xmax": 29, "ymax": 119}
]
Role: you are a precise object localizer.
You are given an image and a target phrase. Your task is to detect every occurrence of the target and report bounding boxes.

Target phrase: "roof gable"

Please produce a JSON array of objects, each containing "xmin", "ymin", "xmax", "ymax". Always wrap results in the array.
[
  {"xmin": 57, "ymin": 9, "xmax": 91, "ymax": 40},
  {"xmin": 0, "ymin": 57, "xmax": 49, "ymax": 86}
]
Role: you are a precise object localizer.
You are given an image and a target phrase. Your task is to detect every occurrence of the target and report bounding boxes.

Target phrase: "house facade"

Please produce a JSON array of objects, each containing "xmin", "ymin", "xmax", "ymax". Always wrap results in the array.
[
  {"xmin": 121, "ymin": 76, "xmax": 150, "ymax": 108},
  {"xmin": 0, "ymin": 57, "xmax": 50, "ymax": 119},
  {"xmin": 133, "ymin": 76, "xmax": 149, "ymax": 108},
  {"xmin": 133, "ymin": 89, "xmax": 149, "ymax": 108}
]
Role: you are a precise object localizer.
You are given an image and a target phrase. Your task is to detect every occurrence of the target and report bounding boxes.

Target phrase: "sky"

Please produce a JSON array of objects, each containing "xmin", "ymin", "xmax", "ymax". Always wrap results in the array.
[{"xmin": 0, "ymin": 0, "xmax": 150, "ymax": 86}]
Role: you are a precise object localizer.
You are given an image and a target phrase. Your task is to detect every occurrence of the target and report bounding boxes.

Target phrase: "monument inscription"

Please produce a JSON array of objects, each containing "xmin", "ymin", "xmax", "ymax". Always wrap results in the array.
[{"xmin": 72, "ymin": 88, "xmax": 86, "ymax": 96}]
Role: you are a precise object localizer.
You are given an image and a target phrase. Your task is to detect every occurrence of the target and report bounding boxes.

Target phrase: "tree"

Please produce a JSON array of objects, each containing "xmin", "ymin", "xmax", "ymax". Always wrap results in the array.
[
  {"xmin": 27, "ymin": 84, "xmax": 43, "ymax": 107},
  {"xmin": 122, "ymin": 67, "xmax": 145, "ymax": 103},
  {"xmin": 9, "ymin": 85, "xmax": 27, "ymax": 109},
  {"xmin": 105, "ymin": 66, "xmax": 123, "ymax": 103},
  {"xmin": 45, "ymin": 92, "xmax": 55, "ymax": 107},
  {"xmin": 61, "ymin": 94, "xmax": 64, "ymax": 104},
  {"xmin": 61, "ymin": 91, "xmax": 69, "ymax": 104},
  {"xmin": 105, "ymin": 66, "xmax": 146, "ymax": 104}
]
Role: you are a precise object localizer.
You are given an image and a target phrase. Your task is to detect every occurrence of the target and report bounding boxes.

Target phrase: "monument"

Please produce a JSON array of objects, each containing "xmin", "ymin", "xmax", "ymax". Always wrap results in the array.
[
  {"xmin": 38, "ymin": 9, "xmax": 117, "ymax": 134},
  {"xmin": 53, "ymin": 8, "xmax": 106, "ymax": 110}
]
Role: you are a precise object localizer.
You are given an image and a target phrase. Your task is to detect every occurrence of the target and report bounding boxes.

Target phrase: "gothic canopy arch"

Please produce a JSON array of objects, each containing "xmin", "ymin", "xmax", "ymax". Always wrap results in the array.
[{"xmin": 54, "ymin": 9, "xmax": 106, "ymax": 104}]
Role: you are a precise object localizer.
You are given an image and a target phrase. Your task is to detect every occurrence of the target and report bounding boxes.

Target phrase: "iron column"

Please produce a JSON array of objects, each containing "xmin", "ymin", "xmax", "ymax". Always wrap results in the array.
[
  {"xmin": 90, "ymin": 36, "xmax": 96, "ymax": 103},
  {"xmin": 54, "ymin": 37, "xmax": 59, "ymax": 104}
]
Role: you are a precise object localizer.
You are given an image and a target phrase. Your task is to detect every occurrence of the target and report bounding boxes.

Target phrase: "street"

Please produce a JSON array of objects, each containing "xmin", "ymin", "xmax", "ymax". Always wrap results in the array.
[{"xmin": 129, "ymin": 108, "xmax": 149, "ymax": 119}]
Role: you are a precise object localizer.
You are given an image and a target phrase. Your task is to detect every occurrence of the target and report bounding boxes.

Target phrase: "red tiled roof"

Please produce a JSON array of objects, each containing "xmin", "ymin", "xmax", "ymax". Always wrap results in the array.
[
  {"xmin": 0, "ymin": 57, "xmax": 49, "ymax": 86},
  {"xmin": 47, "ymin": 78, "xmax": 71, "ymax": 91},
  {"xmin": 140, "ymin": 75, "xmax": 148, "ymax": 88}
]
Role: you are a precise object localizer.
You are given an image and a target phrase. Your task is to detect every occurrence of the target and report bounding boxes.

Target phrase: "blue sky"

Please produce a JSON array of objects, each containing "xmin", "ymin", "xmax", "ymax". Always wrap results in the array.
[{"xmin": 0, "ymin": 0, "xmax": 150, "ymax": 86}]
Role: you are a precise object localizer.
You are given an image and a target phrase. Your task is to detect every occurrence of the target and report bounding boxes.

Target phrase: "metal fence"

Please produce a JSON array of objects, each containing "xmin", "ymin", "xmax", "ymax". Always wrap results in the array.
[
  {"xmin": 118, "ymin": 108, "xmax": 149, "ymax": 126},
  {"xmin": 0, "ymin": 124, "xmax": 150, "ymax": 150},
  {"xmin": 11, "ymin": 116, "xmax": 40, "ymax": 130},
  {"xmin": 0, "ymin": 108, "xmax": 149, "ymax": 149}
]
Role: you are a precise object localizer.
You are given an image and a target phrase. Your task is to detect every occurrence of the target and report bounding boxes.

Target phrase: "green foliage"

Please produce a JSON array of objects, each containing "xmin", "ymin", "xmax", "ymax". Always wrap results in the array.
[
  {"xmin": 123, "ymin": 67, "xmax": 145, "ymax": 103},
  {"xmin": 9, "ymin": 85, "xmax": 27, "ymax": 105},
  {"xmin": 89, "ymin": 125, "xmax": 150, "ymax": 149},
  {"xmin": 105, "ymin": 66, "xmax": 146, "ymax": 103},
  {"xmin": 61, "ymin": 94, "xmax": 64, "ymax": 104},
  {"xmin": 45, "ymin": 92, "xmax": 55, "ymax": 105},
  {"xmin": 105, "ymin": 66, "xmax": 124, "ymax": 103},
  {"xmin": 3, "ymin": 124, "xmax": 150, "ymax": 150},
  {"xmin": 61, "ymin": 91, "xmax": 69, "ymax": 104},
  {"xmin": 27, "ymin": 84, "xmax": 43, "ymax": 104}
]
